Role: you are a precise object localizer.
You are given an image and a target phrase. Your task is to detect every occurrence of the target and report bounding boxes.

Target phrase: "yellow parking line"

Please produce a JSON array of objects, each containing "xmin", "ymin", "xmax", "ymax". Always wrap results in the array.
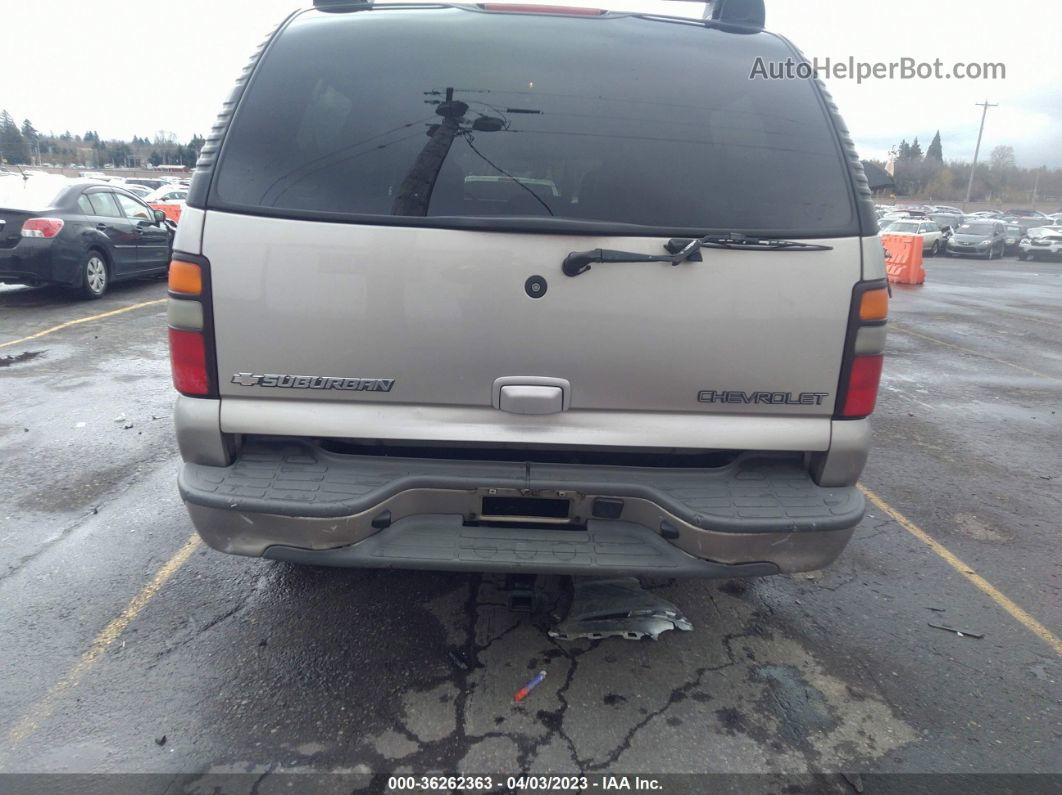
[
  {"xmin": 0, "ymin": 298, "xmax": 166, "ymax": 350},
  {"xmin": 860, "ymin": 485, "xmax": 1061, "ymax": 657},
  {"xmin": 890, "ymin": 323, "xmax": 1055, "ymax": 380},
  {"xmin": 4, "ymin": 534, "xmax": 201, "ymax": 746}
]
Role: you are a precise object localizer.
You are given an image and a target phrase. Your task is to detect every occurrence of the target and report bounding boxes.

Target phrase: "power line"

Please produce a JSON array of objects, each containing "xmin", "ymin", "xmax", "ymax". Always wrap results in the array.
[{"xmin": 460, "ymin": 133, "xmax": 555, "ymax": 217}]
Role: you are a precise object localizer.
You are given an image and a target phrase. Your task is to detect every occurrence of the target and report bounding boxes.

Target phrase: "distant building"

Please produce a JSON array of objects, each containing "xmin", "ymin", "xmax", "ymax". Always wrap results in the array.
[{"xmin": 862, "ymin": 161, "xmax": 896, "ymax": 196}]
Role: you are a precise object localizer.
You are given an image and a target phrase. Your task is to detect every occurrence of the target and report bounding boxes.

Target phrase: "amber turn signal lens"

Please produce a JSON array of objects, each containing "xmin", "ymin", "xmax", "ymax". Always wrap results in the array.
[
  {"xmin": 859, "ymin": 288, "xmax": 889, "ymax": 321},
  {"xmin": 168, "ymin": 260, "xmax": 202, "ymax": 295}
]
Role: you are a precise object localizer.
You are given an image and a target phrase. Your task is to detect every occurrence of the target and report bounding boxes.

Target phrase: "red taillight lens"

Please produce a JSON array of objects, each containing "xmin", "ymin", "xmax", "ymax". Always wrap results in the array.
[
  {"xmin": 21, "ymin": 218, "xmax": 65, "ymax": 238},
  {"xmin": 169, "ymin": 328, "xmax": 209, "ymax": 396},
  {"xmin": 842, "ymin": 355, "xmax": 884, "ymax": 418}
]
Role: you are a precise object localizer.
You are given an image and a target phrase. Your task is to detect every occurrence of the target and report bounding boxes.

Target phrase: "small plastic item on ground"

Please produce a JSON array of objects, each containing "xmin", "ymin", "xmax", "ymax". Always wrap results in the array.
[
  {"xmin": 447, "ymin": 649, "xmax": 470, "ymax": 671},
  {"xmin": 549, "ymin": 577, "xmax": 693, "ymax": 641},
  {"xmin": 514, "ymin": 670, "xmax": 547, "ymax": 702},
  {"xmin": 928, "ymin": 622, "xmax": 985, "ymax": 639}
]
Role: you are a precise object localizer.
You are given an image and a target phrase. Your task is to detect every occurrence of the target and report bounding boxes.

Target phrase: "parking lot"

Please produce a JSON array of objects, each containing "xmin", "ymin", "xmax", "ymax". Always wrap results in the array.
[{"xmin": 0, "ymin": 254, "xmax": 1059, "ymax": 791}]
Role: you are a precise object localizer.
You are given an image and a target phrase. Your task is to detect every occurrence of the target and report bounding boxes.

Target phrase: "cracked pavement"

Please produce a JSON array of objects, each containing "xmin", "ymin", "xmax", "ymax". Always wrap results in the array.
[{"xmin": 0, "ymin": 259, "xmax": 1060, "ymax": 791}]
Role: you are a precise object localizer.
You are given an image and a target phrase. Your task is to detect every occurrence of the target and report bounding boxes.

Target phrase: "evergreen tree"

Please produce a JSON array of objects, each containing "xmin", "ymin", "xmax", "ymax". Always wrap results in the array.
[
  {"xmin": 926, "ymin": 131, "xmax": 943, "ymax": 162},
  {"xmin": 20, "ymin": 119, "xmax": 38, "ymax": 144},
  {"xmin": 910, "ymin": 137, "xmax": 924, "ymax": 160},
  {"xmin": 0, "ymin": 110, "xmax": 29, "ymax": 164},
  {"xmin": 20, "ymin": 119, "xmax": 39, "ymax": 163}
]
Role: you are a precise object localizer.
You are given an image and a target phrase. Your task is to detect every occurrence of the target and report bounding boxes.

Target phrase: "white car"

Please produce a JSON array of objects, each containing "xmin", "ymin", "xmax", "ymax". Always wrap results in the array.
[
  {"xmin": 880, "ymin": 218, "xmax": 944, "ymax": 256},
  {"xmin": 1018, "ymin": 227, "xmax": 1062, "ymax": 261},
  {"xmin": 118, "ymin": 183, "xmax": 153, "ymax": 199},
  {"xmin": 143, "ymin": 185, "xmax": 188, "ymax": 205}
]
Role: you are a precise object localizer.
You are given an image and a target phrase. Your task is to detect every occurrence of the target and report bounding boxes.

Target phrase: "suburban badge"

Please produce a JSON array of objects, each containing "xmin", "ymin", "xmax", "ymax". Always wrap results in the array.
[{"xmin": 231, "ymin": 373, "xmax": 395, "ymax": 392}]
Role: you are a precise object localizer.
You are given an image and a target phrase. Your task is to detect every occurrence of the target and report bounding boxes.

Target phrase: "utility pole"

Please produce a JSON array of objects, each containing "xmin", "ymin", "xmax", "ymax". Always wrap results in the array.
[
  {"xmin": 392, "ymin": 87, "xmax": 469, "ymax": 216},
  {"xmin": 964, "ymin": 100, "xmax": 997, "ymax": 206},
  {"xmin": 1031, "ymin": 168, "xmax": 1041, "ymax": 205}
]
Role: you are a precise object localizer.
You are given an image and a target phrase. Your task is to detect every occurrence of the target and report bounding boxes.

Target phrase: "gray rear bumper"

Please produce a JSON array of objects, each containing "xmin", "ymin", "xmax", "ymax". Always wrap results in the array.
[
  {"xmin": 263, "ymin": 516, "xmax": 780, "ymax": 578},
  {"xmin": 179, "ymin": 438, "xmax": 864, "ymax": 577}
]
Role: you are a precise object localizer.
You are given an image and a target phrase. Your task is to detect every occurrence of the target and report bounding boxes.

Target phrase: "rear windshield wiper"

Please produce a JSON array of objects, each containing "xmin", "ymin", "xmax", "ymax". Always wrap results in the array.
[{"xmin": 562, "ymin": 233, "xmax": 834, "ymax": 277}]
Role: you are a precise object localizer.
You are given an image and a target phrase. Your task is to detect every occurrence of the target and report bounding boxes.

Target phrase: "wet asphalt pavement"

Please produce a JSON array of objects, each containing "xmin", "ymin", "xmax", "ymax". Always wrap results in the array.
[{"xmin": 0, "ymin": 257, "xmax": 1059, "ymax": 793}]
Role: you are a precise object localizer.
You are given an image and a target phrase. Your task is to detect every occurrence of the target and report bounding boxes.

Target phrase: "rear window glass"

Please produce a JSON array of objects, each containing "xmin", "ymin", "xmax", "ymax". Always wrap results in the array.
[
  {"xmin": 211, "ymin": 8, "xmax": 855, "ymax": 235},
  {"xmin": 958, "ymin": 224, "xmax": 994, "ymax": 234},
  {"xmin": 886, "ymin": 222, "xmax": 919, "ymax": 233}
]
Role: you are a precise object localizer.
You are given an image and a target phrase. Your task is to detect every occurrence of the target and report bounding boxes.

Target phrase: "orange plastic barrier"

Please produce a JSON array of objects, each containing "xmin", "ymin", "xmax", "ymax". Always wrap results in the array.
[
  {"xmin": 881, "ymin": 234, "xmax": 925, "ymax": 285},
  {"xmin": 150, "ymin": 203, "xmax": 182, "ymax": 224}
]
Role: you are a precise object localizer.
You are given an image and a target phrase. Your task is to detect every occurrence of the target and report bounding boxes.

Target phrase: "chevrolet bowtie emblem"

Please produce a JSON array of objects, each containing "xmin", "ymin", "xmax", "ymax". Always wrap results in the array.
[{"xmin": 231, "ymin": 372, "xmax": 260, "ymax": 387}]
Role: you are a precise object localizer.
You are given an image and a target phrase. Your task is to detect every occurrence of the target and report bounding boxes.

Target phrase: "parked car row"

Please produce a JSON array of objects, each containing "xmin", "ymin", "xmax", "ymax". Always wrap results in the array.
[{"xmin": 875, "ymin": 203, "xmax": 1062, "ymax": 260}]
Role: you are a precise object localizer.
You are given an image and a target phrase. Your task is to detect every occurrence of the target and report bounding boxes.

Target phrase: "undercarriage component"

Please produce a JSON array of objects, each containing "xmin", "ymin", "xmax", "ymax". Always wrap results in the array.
[{"xmin": 549, "ymin": 577, "xmax": 693, "ymax": 641}]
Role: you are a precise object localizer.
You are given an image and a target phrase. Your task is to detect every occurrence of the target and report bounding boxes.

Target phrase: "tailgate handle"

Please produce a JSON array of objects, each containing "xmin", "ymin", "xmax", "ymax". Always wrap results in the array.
[
  {"xmin": 498, "ymin": 386, "xmax": 564, "ymax": 416},
  {"xmin": 493, "ymin": 377, "xmax": 571, "ymax": 415}
]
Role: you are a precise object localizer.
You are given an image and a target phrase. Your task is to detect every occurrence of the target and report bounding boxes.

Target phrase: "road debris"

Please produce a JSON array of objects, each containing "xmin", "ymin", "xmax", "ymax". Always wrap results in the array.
[
  {"xmin": 549, "ymin": 577, "xmax": 693, "ymax": 641},
  {"xmin": 928, "ymin": 623, "xmax": 984, "ymax": 639},
  {"xmin": 447, "ymin": 649, "xmax": 470, "ymax": 671},
  {"xmin": 155, "ymin": 735, "xmax": 167, "ymax": 746},
  {"xmin": 514, "ymin": 670, "xmax": 547, "ymax": 702}
]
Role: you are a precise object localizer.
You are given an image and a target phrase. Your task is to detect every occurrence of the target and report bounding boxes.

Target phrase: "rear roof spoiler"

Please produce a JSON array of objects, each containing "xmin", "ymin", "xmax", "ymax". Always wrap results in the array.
[
  {"xmin": 314, "ymin": 0, "xmax": 765, "ymax": 29},
  {"xmin": 313, "ymin": 0, "xmax": 374, "ymax": 11}
]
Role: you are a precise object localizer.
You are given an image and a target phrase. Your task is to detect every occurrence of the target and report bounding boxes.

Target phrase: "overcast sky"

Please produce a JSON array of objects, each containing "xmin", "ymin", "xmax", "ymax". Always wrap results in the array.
[{"xmin": 2, "ymin": 0, "xmax": 1058, "ymax": 166}]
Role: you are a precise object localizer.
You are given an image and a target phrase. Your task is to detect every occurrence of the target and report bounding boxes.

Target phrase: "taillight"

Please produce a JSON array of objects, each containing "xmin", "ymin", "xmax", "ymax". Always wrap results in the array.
[
  {"xmin": 836, "ymin": 282, "xmax": 887, "ymax": 419},
  {"xmin": 167, "ymin": 255, "xmax": 216, "ymax": 397},
  {"xmin": 21, "ymin": 218, "xmax": 65, "ymax": 238},
  {"xmin": 842, "ymin": 355, "xmax": 884, "ymax": 417},
  {"xmin": 169, "ymin": 329, "xmax": 209, "ymax": 395}
]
